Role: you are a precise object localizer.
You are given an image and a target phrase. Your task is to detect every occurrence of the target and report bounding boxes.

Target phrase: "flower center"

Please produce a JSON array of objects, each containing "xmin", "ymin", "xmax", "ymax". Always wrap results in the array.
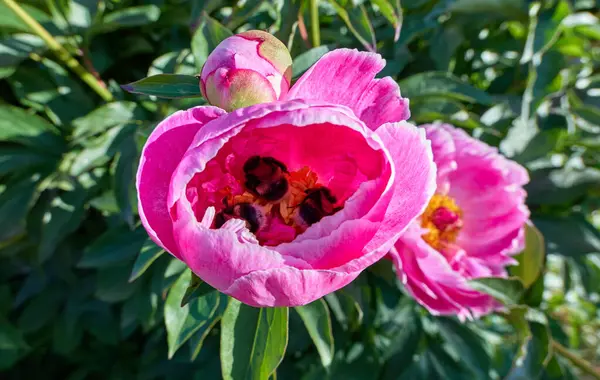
[
  {"xmin": 214, "ymin": 156, "xmax": 344, "ymax": 245},
  {"xmin": 420, "ymin": 194, "xmax": 463, "ymax": 250}
]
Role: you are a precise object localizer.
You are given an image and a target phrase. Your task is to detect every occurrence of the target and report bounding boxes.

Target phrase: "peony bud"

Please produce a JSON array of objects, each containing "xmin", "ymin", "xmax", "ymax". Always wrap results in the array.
[{"xmin": 199, "ymin": 30, "xmax": 292, "ymax": 112}]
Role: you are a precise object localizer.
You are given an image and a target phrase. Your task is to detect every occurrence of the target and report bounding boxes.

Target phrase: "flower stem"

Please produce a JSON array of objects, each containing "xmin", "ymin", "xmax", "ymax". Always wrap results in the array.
[
  {"xmin": 2, "ymin": 0, "xmax": 114, "ymax": 102},
  {"xmin": 552, "ymin": 341, "xmax": 600, "ymax": 380},
  {"xmin": 309, "ymin": 0, "xmax": 320, "ymax": 47}
]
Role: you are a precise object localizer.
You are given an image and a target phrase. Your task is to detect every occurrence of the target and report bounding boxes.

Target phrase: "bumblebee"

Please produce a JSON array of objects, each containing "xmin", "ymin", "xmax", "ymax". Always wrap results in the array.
[
  {"xmin": 297, "ymin": 187, "xmax": 339, "ymax": 226},
  {"xmin": 243, "ymin": 155, "xmax": 289, "ymax": 202},
  {"xmin": 214, "ymin": 202, "xmax": 265, "ymax": 233}
]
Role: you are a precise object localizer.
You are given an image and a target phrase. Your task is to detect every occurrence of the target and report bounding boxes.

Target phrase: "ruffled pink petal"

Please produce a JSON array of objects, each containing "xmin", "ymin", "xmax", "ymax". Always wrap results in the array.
[
  {"xmin": 284, "ymin": 49, "xmax": 409, "ymax": 130},
  {"xmin": 164, "ymin": 100, "xmax": 435, "ymax": 306},
  {"xmin": 136, "ymin": 106, "xmax": 225, "ymax": 258},
  {"xmin": 391, "ymin": 229, "xmax": 499, "ymax": 318},
  {"xmin": 390, "ymin": 123, "xmax": 530, "ymax": 317},
  {"xmin": 225, "ymin": 267, "xmax": 356, "ymax": 307},
  {"xmin": 363, "ymin": 122, "xmax": 437, "ymax": 253},
  {"xmin": 442, "ymin": 125, "xmax": 530, "ymax": 262},
  {"xmin": 423, "ymin": 123, "xmax": 457, "ymax": 192}
]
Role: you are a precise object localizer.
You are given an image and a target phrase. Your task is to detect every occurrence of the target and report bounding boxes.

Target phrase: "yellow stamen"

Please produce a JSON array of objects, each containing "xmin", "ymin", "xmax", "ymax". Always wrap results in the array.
[{"xmin": 421, "ymin": 194, "xmax": 463, "ymax": 250}]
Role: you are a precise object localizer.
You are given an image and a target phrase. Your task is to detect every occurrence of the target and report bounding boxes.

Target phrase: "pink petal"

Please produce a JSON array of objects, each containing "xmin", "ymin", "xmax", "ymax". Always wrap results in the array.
[
  {"xmin": 164, "ymin": 101, "xmax": 435, "ymax": 306},
  {"xmin": 225, "ymin": 266, "xmax": 357, "ymax": 307},
  {"xmin": 423, "ymin": 123, "xmax": 457, "ymax": 192},
  {"xmin": 391, "ymin": 233, "xmax": 499, "ymax": 318},
  {"xmin": 284, "ymin": 49, "xmax": 409, "ymax": 130},
  {"xmin": 136, "ymin": 106, "xmax": 225, "ymax": 258},
  {"xmin": 364, "ymin": 122, "xmax": 437, "ymax": 253}
]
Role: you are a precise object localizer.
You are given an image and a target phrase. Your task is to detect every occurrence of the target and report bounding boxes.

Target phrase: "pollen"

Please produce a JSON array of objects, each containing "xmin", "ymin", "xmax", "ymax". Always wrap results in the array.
[{"xmin": 420, "ymin": 194, "xmax": 463, "ymax": 250}]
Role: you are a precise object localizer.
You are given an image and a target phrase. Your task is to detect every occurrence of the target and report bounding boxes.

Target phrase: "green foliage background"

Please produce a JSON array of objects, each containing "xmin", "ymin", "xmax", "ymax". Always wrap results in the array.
[{"xmin": 1, "ymin": 0, "xmax": 599, "ymax": 379}]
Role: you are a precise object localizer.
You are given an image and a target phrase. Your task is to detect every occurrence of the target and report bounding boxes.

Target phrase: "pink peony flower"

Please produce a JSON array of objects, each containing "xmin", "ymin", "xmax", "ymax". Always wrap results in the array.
[
  {"xmin": 137, "ymin": 49, "xmax": 435, "ymax": 307},
  {"xmin": 389, "ymin": 123, "xmax": 530, "ymax": 319},
  {"xmin": 199, "ymin": 30, "xmax": 293, "ymax": 112}
]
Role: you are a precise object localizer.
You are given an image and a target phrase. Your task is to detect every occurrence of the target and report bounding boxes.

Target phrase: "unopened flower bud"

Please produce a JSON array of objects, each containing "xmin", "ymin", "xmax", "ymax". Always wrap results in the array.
[{"xmin": 200, "ymin": 30, "xmax": 292, "ymax": 112}]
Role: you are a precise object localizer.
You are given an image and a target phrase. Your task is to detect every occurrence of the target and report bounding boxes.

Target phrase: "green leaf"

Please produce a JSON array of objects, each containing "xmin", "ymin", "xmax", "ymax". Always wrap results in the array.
[
  {"xmin": 292, "ymin": 46, "xmax": 333, "ymax": 79},
  {"xmin": 129, "ymin": 240, "xmax": 164, "ymax": 282},
  {"xmin": 0, "ymin": 34, "xmax": 45, "ymax": 73},
  {"xmin": 0, "ymin": 175, "xmax": 40, "ymax": 242},
  {"xmin": 438, "ymin": 319, "xmax": 491, "ymax": 379},
  {"xmin": 468, "ymin": 277, "xmax": 525, "ymax": 306},
  {"xmin": 381, "ymin": 303, "xmax": 423, "ymax": 380},
  {"xmin": 450, "ymin": 0, "xmax": 527, "ymax": 20},
  {"xmin": 0, "ymin": 147, "xmax": 57, "ymax": 176},
  {"xmin": 191, "ymin": 12, "xmax": 233, "ymax": 70},
  {"xmin": 511, "ymin": 223, "xmax": 545, "ymax": 288},
  {"xmin": 225, "ymin": 0, "xmax": 266, "ymax": 30},
  {"xmin": 95, "ymin": 264, "xmax": 138, "ymax": 303},
  {"xmin": 8, "ymin": 59, "xmax": 96, "ymax": 126},
  {"xmin": 399, "ymin": 72, "xmax": 494, "ymax": 105},
  {"xmin": 506, "ymin": 321, "xmax": 552, "ymax": 380},
  {"xmin": 221, "ymin": 299, "xmax": 289, "ymax": 380},
  {"xmin": 0, "ymin": 105, "xmax": 64, "ymax": 155},
  {"xmin": 371, "ymin": 0, "xmax": 402, "ymax": 30},
  {"xmin": 521, "ymin": 0, "xmax": 571, "ymax": 62},
  {"xmin": 97, "ymin": 6, "xmax": 161, "ymax": 33},
  {"xmin": 78, "ymin": 225, "xmax": 147, "ymax": 268},
  {"xmin": 38, "ymin": 182, "xmax": 87, "ymax": 262},
  {"xmin": 121, "ymin": 74, "xmax": 202, "ymax": 99},
  {"xmin": 180, "ymin": 273, "xmax": 215, "ymax": 307},
  {"xmin": 189, "ymin": 294, "xmax": 229, "ymax": 360},
  {"xmin": 330, "ymin": 1, "xmax": 376, "ymax": 52},
  {"xmin": 111, "ymin": 134, "xmax": 138, "ymax": 225},
  {"xmin": 72, "ymin": 101, "xmax": 144, "ymax": 139},
  {"xmin": 534, "ymin": 214, "xmax": 600, "ymax": 257},
  {"xmin": 165, "ymin": 270, "xmax": 222, "ymax": 358},
  {"xmin": 0, "ymin": 3, "xmax": 53, "ymax": 32},
  {"xmin": 526, "ymin": 167, "xmax": 600, "ymax": 206},
  {"xmin": 295, "ymin": 299, "xmax": 334, "ymax": 368},
  {"xmin": 0, "ymin": 318, "xmax": 28, "ymax": 350},
  {"xmin": 18, "ymin": 287, "xmax": 62, "ymax": 333}
]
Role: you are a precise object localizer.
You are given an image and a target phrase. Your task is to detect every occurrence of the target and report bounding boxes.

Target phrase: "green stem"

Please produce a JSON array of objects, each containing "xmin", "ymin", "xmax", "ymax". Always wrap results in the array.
[
  {"xmin": 3, "ymin": 0, "xmax": 114, "ymax": 102},
  {"xmin": 552, "ymin": 341, "xmax": 600, "ymax": 380},
  {"xmin": 309, "ymin": 0, "xmax": 320, "ymax": 47}
]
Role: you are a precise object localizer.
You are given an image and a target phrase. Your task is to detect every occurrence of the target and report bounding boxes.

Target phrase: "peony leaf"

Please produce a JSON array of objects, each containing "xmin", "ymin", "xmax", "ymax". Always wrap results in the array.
[
  {"xmin": 511, "ymin": 223, "xmax": 545, "ymax": 288},
  {"xmin": 129, "ymin": 240, "xmax": 163, "ymax": 282},
  {"xmin": 469, "ymin": 277, "xmax": 525, "ymax": 306},
  {"xmin": 399, "ymin": 72, "xmax": 494, "ymax": 105},
  {"xmin": 191, "ymin": 12, "xmax": 233, "ymax": 71},
  {"xmin": 295, "ymin": 299, "xmax": 334, "ymax": 368},
  {"xmin": 165, "ymin": 270, "xmax": 222, "ymax": 359},
  {"xmin": 291, "ymin": 45, "xmax": 333, "ymax": 79},
  {"xmin": 121, "ymin": 74, "xmax": 202, "ymax": 99},
  {"xmin": 221, "ymin": 299, "xmax": 288, "ymax": 380}
]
